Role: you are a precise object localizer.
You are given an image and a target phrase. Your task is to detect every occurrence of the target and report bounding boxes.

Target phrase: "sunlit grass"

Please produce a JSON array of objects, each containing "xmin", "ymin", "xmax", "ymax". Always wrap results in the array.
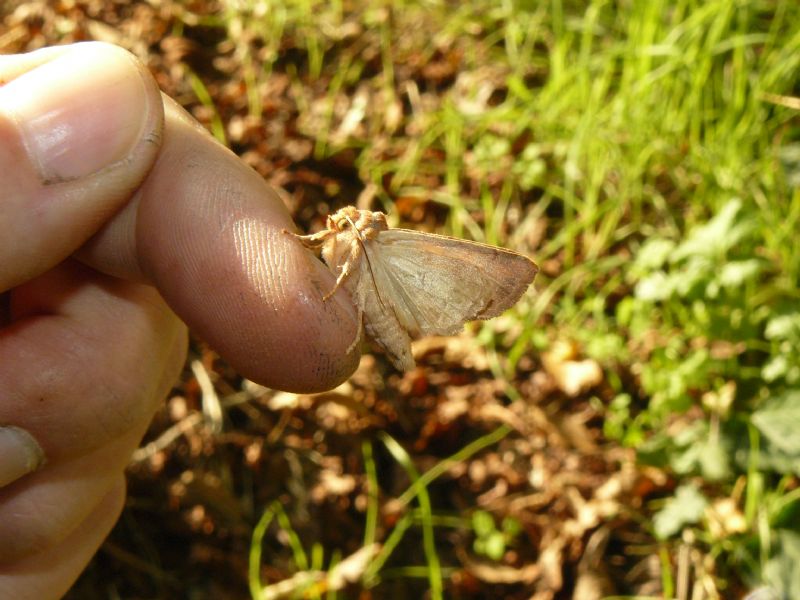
[
  {"xmin": 186, "ymin": 68, "xmax": 228, "ymax": 144},
  {"xmin": 248, "ymin": 427, "xmax": 513, "ymax": 598}
]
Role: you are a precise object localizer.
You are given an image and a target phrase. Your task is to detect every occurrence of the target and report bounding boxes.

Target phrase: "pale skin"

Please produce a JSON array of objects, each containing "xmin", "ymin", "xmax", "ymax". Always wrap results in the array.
[{"xmin": 0, "ymin": 42, "xmax": 359, "ymax": 599}]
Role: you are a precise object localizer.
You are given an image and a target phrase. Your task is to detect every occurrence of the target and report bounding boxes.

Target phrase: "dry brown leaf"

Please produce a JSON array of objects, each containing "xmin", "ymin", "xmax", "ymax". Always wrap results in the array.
[
  {"xmin": 538, "ymin": 530, "xmax": 565, "ymax": 590},
  {"xmin": 458, "ymin": 548, "xmax": 540, "ymax": 585},
  {"xmin": 705, "ymin": 497, "xmax": 747, "ymax": 540},
  {"xmin": 573, "ymin": 527, "xmax": 615, "ymax": 600},
  {"xmin": 310, "ymin": 470, "xmax": 357, "ymax": 503},
  {"xmin": 541, "ymin": 340, "xmax": 603, "ymax": 397}
]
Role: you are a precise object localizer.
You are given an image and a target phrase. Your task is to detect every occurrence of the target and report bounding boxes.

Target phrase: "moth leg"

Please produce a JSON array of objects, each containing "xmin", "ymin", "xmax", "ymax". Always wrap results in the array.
[
  {"xmin": 345, "ymin": 304, "xmax": 364, "ymax": 355},
  {"xmin": 321, "ymin": 242, "xmax": 362, "ymax": 301},
  {"xmin": 282, "ymin": 228, "xmax": 332, "ymax": 249},
  {"xmin": 321, "ymin": 269, "xmax": 348, "ymax": 301}
]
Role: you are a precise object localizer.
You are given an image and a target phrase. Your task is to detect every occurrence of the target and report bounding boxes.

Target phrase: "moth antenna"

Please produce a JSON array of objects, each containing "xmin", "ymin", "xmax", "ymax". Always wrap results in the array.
[
  {"xmin": 283, "ymin": 228, "xmax": 332, "ymax": 248},
  {"xmin": 343, "ymin": 214, "xmax": 365, "ymax": 241}
]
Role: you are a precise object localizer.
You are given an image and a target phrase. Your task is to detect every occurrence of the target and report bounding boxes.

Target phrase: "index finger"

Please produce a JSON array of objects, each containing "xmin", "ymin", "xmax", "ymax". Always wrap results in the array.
[{"xmin": 79, "ymin": 98, "xmax": 360, "ymax": 392}]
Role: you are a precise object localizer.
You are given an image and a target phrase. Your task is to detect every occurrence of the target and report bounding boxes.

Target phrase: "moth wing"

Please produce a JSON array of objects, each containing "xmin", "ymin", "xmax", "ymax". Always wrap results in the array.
[{"xmin": 365, "ymin": 229, "xmax": 538, "ymax": 338}]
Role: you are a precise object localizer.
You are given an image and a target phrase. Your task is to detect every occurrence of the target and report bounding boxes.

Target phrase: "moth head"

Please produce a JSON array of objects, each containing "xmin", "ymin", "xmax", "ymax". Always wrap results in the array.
[{"xmin": 328, "ymin": 207, "xmax": 388, "ymax": 239}]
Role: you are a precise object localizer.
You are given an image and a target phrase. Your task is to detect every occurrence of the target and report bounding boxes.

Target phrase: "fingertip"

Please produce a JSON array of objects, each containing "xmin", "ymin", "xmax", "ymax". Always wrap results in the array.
[
  {"xmin": 257, "ymin": 233, "xmax": 362, "ymax": 392},
  {"xmin": 202, "ymin": 222, "xmax": 361, "ymax": 393}
]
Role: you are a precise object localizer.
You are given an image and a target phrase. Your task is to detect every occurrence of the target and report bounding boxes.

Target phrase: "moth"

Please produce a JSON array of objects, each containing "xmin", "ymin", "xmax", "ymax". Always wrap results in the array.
[{"xmin": 288, "ymin": 206, "xmax": 538, "ymax": 370}]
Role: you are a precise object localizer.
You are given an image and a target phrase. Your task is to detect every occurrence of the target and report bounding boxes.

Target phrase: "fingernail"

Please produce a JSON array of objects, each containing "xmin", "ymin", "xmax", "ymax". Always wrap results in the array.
[
  {"xmin": 0, "ymin": 425, "xmax": 45, "ymax": 487},
  {"xmin": 0, "ymin": 45, "xmax": 149, "ymax": 184}
]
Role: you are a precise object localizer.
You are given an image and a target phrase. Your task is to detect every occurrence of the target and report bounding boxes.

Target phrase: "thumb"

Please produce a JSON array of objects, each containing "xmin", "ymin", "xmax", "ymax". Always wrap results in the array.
[{"xmin": 0, "ymin": 42, "xmax": 163, "ymax": 291}]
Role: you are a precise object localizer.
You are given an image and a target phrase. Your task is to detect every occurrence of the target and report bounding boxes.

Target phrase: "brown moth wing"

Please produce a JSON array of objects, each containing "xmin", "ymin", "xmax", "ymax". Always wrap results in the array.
[
  {"xmin": 363, "ymin": 229, "xmax": 538, "ymax": 339},
  {"xmin": 291, "ymin": 209, "xmax": 537, "ymax": 371},
  {"xmin": 315, "ymin": 226, "xmax": 417, "ymax": 370},
  {"xmin": 353, "ymin": 252, "xmax": 416, "ymax": 370}
]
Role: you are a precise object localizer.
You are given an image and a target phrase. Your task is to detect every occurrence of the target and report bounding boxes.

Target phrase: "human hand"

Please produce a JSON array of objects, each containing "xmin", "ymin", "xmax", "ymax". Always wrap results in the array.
[{"xmin": 0, "ymin": 42, "xmax": 359, "ymax": 599}]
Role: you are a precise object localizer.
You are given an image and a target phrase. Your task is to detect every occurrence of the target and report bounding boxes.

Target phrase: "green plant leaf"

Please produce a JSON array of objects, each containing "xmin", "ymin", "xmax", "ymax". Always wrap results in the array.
[
  {"xmin": 697, "ymin": 439, "xmax": 733, "ymax": 482},
  {"xmin": 719, "ymin": 259, "xmax": 763, "ymax": 288},
  {"xmin": 653, "ymin": 484, "xmax": 708, "ymax": 540},
  {"xmin": 472, "ymin": 510, "xmax": 495, "ymax": 538},
  {"xmin": 485, "ymin": 532, "xmax": 506, "ymax": 561},
  {"xmin": 501, "ymin": 516, "xmax": 521, "ymax": 537},
  {"xmin": 672, "ymin": 199, "xmax": 748, "ymax": 261},
  {"xmin": 765, "ymin": 314, "xmax": 800, "ymax": 341},
  {"xmin": 752, "ymin": 390, "xmax": 800, "ymax": 456},
  {"xmin": 634, "ymin": 238, "xmax": 676, "ymax": 272},
  {"xmin": 763, "ymin": 356, "xmax": 792, "ymax": 383},
  {"xmin": 762, "ymin": 530, "xmax": 800, "ymax": 600},
  {"xmin": 634, "ymin": 271, "xmax": 673, "ymax": 301}
]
